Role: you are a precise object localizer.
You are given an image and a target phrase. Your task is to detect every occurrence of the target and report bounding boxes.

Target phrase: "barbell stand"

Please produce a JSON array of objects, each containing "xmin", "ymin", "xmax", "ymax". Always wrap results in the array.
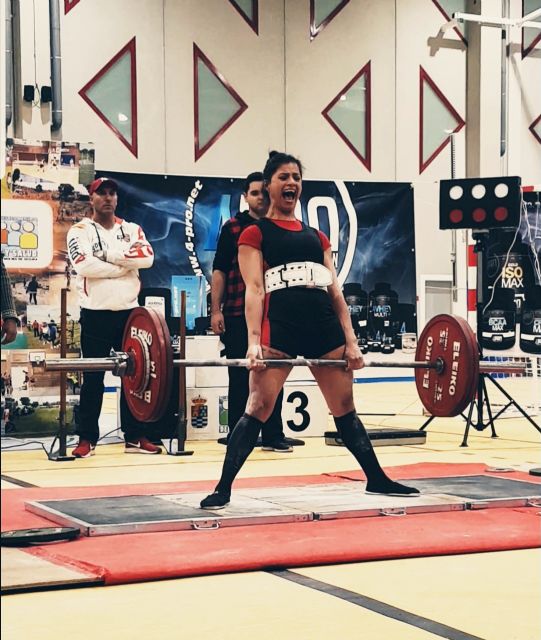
[
  {"xmin": 48, "ymin": 288, "xmax": 75, "ymax": 462},
  {"xmin": 169, "ymin": 291, "xmax": 193, "ymax": 456}
]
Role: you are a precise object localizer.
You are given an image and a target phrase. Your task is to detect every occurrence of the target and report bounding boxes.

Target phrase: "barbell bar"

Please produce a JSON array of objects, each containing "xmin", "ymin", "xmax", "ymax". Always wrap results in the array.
[
  {"xmin": 41, "ymin": 308, "xmax": 527, "ymax": 423},
  {"xmin": 45, "ymin": 355, "xmax": 525, "ymax": 374},
  {"xmin": 45, "ymin": 355, "xmax": 443, "ymax": 372}
]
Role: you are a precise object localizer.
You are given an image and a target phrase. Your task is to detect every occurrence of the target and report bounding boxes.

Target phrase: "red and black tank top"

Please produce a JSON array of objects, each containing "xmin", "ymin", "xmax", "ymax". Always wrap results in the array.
[{"xmin": 239, "ymin": 218, "xmax": 330, "ymax": 267}]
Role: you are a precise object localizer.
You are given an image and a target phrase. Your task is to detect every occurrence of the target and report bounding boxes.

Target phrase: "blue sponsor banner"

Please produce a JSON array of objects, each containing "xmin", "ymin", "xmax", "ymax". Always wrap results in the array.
[
  {"xmin": 103, "ymin": 172, "xmax": 417, "ymax": 335},
  {"xmin": 107, "ymin": 174, "xmax": 244, "ymax": 288}
]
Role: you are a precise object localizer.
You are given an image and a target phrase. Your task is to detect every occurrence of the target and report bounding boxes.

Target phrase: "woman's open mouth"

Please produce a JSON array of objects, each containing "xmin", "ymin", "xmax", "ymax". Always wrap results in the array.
[{"xmin": 282, "ymin": 188, "xmax": 297, "ymax": 202}]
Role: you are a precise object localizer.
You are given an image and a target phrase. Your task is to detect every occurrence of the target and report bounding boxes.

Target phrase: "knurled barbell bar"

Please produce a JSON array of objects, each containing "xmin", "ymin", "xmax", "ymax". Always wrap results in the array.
[
  {"xmin": 43, "ymin": 307, "xmax": 526, "ymax": 422},
  {"xmin": 45, "ymin": 355, "xmax": 445, "ymax": 372}
]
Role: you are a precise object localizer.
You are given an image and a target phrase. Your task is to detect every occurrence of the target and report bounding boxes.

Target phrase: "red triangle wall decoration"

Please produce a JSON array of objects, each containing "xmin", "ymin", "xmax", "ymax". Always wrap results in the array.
[{"xmin": 79, "ymin": 37, "xmax": 138, "ymax": 157}]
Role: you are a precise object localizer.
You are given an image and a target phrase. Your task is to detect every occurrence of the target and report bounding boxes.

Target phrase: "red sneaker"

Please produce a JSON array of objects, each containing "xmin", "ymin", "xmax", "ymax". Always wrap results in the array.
[
  {"xmin": 125, "ymin": 437, "xmax": 162, "ymax": 454},
  {"xmin": 72, "ymin": 440, "xmax": 95, "ymax": 458}
]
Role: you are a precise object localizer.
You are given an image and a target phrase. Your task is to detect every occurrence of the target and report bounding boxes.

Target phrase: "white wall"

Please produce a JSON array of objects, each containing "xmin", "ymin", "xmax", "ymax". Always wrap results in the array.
[
  {"xmin": 163, "ymin": 0, "xmax": 285, "ymax": 177},
  {"xmin": 60, "ymin": 0, "xmax": 166, "ymax": 174},
  {"xmin": 512, "ymin": 7, "xmax": 541, "ymax": 184},
  {"xmin": 15, "ymin": 0, "xmax": 52, "ymax": 142},
  {"xmin": 285, "ymin": 0, "xmax": 396, "ymax": 181}
]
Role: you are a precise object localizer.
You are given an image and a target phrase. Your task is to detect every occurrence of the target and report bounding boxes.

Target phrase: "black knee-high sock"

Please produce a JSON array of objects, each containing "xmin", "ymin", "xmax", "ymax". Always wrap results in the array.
[
  {"xmin": 334, "ymin": 411, "xmax": 389, "ymax": 486},
  {"xmin": 215, "ymin": 413, "xmax": 263, "ymax": 496}
]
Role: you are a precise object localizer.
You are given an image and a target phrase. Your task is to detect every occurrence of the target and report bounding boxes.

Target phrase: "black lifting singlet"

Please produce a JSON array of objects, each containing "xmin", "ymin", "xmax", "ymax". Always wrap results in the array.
[{"xmin": 256, "ymin": 218, "xmax": 325, "ymax": 268}]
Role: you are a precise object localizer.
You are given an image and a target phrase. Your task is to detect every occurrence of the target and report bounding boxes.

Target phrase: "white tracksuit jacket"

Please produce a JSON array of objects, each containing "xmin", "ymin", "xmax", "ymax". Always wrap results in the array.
[{"xmin": 67, "ymin": 216, "xmax": 154, "ymax": 311}]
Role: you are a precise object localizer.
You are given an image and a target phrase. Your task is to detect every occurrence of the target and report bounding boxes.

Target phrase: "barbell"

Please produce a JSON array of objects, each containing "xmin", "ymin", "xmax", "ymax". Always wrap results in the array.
[{"xmin": 43, "ymin": 308, "xmax": 526, "ymax": 422}]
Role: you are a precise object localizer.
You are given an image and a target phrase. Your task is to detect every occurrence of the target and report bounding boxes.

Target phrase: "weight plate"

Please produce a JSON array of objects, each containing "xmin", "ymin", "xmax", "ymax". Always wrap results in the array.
[
  {"xmin": 415, "ymin": 314, "xmax": 479, "ymax": 417},
  {"xmin": 125, "ymin": 333, "xmax": 151, "ymax": 395},
  {"xmin": 122, "ymin": 307, "xmax": 173, "ymax": 422},
  {"xmin": 1, "ymin": 527, "xmax": 80, "ymax": 547}
]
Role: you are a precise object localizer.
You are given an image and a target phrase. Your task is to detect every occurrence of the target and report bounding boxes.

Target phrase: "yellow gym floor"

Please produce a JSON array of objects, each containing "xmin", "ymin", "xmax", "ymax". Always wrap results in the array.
[{"xmin": 2, "ymin": 382, "xmax": 540, "ymax": 640}]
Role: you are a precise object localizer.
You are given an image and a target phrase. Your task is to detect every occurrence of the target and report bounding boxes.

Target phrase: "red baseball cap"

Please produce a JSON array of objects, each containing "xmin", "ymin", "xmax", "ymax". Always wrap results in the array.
[{"xmin": 88, "ymin": 177, "xmax": 118, "ymax": 195}]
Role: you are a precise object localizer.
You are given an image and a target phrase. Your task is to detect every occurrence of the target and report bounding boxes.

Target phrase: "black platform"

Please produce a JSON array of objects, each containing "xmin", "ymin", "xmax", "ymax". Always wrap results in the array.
[{"xmin": 325, "ymin": 428, "xmax": 427, "ymax": 447}]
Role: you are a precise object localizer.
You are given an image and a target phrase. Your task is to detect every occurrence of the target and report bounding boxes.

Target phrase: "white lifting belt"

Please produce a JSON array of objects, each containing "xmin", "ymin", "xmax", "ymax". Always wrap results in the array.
[{"xmin": 264, "ymin": 261, "xmax": 333, "ymax": 292}]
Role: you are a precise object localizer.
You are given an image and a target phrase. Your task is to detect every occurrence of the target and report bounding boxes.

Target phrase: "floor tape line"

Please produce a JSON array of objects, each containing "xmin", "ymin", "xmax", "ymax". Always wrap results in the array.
[
  {"xmin": 0, "ymin": 475, "xmax": 38, "ymax": 488},
  {"xmin": 268, "ymin": 569, "xmax": 485, "ymax": 640}
]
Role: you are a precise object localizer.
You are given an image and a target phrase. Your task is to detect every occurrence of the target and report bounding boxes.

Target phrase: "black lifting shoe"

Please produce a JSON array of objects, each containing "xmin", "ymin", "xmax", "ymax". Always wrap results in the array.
[
  {"xmin": 284, "ymin": 436, "xmax": 305, "ymax": 446},
  {"xmin": 365, "ymin": 480, "xmax": 420, "ymax": 497},
  {"xmin": 200, "ymin": 491, "xmax": 231, "ymax": 510},
  {"xmin": 261, "ymin": 440, "xmax": 293, "ymax": 452}
]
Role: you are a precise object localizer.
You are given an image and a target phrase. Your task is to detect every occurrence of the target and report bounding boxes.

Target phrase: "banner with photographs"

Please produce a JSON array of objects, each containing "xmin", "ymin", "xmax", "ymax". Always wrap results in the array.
[
  {"xmin": 2, "ymin": 139, "xmax": 96, "ymax": 338},
  {"xmin": 1, "ymin": 139, "xmax": 95, "ymax": 436}
]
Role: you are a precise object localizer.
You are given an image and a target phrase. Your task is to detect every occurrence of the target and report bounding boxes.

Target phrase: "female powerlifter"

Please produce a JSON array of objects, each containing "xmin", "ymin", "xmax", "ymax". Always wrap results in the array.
[{"xmin": 200, "ymin": 151, "xmax": 419, "ymax": 509}]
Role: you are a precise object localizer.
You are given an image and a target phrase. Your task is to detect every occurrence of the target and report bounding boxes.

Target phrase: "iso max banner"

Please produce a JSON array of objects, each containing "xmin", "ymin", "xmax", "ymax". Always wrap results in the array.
[{"xmin": 103, "ymin": 172, "xmax": 416, "ymax": 312}]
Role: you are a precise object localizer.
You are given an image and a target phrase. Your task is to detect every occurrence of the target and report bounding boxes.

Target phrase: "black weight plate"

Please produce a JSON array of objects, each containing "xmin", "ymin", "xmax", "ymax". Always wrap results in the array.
[{"xmin": 0, "ymin": 527, "xmax": 80, "ymax": 547}]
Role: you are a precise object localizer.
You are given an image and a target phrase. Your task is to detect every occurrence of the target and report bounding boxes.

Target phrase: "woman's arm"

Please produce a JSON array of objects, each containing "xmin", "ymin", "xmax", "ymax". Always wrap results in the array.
[
  {"xmin": 238, "ymin": 244, "xmax": 265, "ymax": 367},
  {"xmin": 323, "ymin": 249, "xmax": 364, "ymax": 370}
]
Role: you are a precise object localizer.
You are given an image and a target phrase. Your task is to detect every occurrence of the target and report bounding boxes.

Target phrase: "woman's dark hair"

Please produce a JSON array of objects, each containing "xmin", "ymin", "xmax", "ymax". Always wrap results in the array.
[
  {"xmin": 243, "ymin": 171, "xmax": 263, "ymax": 193},
  {"xmin": 262, "ymin": 151, "xmax": 303, "ymax": 183}
]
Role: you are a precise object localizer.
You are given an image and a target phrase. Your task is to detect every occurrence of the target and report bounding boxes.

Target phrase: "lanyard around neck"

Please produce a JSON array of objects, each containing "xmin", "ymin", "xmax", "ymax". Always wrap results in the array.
[{"xmin": 91, "ymin": 221, "xmax": 126, "ymax": 250}]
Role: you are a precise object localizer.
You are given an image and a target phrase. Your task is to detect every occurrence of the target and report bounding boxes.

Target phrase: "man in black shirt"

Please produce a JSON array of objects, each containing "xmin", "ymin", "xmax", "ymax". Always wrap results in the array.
[{"xmin": 211, "ymin": 172, "xmax": 304, "ymax": 452}]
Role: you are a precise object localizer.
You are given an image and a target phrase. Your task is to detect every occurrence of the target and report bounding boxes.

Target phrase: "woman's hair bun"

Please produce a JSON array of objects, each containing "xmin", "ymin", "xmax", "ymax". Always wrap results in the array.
[{"xmin": 268, "ymin": 150, "xmax": 279, "ymax": 159}]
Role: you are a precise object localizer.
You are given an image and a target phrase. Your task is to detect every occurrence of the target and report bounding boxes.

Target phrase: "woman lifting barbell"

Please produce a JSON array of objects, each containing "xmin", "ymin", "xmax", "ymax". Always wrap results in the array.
[{"xmin": 200, "ymin": 151, "xmax": 419, "ymax": 509}]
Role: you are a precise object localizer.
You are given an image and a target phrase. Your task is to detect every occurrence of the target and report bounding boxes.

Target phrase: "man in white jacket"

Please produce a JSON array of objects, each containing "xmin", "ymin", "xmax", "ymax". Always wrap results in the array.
[{"xmin": 67, "ymin": 177, "xmax": 161, "ymax": 458}]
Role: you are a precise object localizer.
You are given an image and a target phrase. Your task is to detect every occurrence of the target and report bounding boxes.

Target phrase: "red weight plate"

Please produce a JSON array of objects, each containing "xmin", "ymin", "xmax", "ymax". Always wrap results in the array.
[
  {"xmin": 415, "ymin": 315, "xmax": 479, "ymax": 417},
  {"xmin": 122, "ymin": 307, "xmax": 172, "ymax": 422}
]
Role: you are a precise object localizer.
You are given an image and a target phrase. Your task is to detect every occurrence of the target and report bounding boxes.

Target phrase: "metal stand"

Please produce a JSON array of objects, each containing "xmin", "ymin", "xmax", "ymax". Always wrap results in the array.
[
  {"xmin": 48, "ymin": 288, "xmax": 75, "ymax": 461},
  {"xmin": 461, "ymin": 373, "xmax": 541, "ymax": 446},
  {"xmin": 460, "ymin": 231, "xmax": 540, "ymax": 446},
  {"xmin": 168, "ymin": 290, "xmax": 193, "ymax": 456}
]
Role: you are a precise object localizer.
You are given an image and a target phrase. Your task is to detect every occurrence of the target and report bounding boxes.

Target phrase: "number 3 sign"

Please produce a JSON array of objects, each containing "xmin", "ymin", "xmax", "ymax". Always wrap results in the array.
[{"xmin": 283, "ymin": 384, "xmax": 328, "ymax": 437}]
